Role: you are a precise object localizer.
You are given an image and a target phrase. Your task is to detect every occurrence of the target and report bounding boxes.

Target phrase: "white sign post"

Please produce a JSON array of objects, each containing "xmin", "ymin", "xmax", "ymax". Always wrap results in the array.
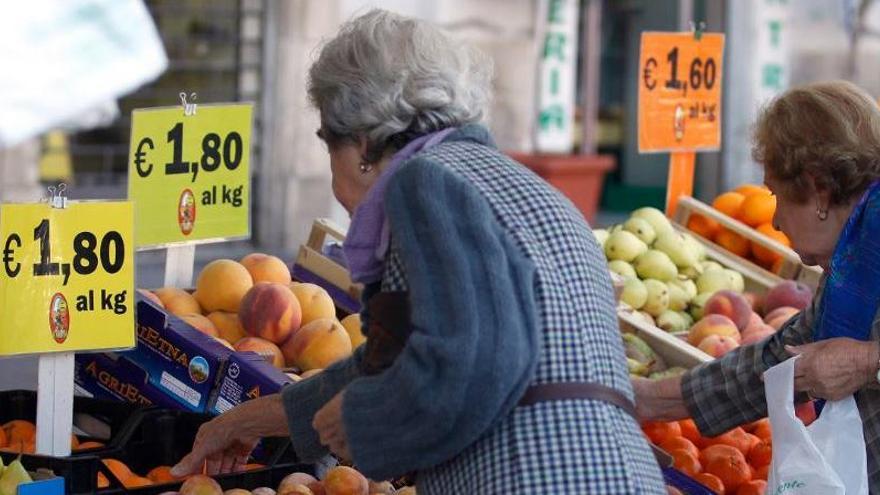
[{"xmin": 535, "ymin": 0, "xmax": 580, "ymax": 153}]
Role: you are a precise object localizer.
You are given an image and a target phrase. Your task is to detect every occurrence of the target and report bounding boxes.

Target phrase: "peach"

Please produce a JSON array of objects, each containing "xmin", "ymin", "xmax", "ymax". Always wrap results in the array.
[
  {"xmin": 278, "ymin": 486, "xmax": 312, "ymax": 495},
  {"xmin": 763, "ymin": 306, "xmax": 800, "ymax": 331},
  {"xmin": 281, "ymin": 318, "xmax": 352, "ymax": 371},
  {"xmin": 179, "ymin": 313, "xmax": 219, "ymax": 338},
  {"xmin": 366, "ymin": 481, "xmax": 394, "ymax": 494},
  {"xmin": 697, "ymin": 334, "xmax": 740, "ymax": 358},
  {"xmin": 742, "ymin": 312, "xmax": 763, "ymax": 335},
  {"xmin": 323, "ymin": 466, "xmax": 368, "ymax": 495},
  {"xmin": 207, "ymin": 311, "xmax": 248, "ymax": 345},
  {"xmin": 235, "ymin": 337, "xmax": 285, "ymax": 368},
  {"xmin": 741, "ymin": 323, "xmax": 776, "ymax": 345},
  {"xmin": 138, "ymin": 289, "xmax": 165, "ymax": 308},
  {"xmin": 241, "ymin": 253, "xmax": 292, "ymax": 285},
  {"xmin": 195, "ymin": 259, "xmax": 254, "ymax": 313},
  {"xmin": 307, "ymin": 483, "xmax": 325, "ymax": 495},
  {"xmin": 764, "ymin": 281, "xmax": 813, "ymax": 313},
  {"xmin": 240, "ymin": 283, "xmax": 303, "ymax": 344},
  {"xmin": 252, "ymin": 489, "xmax": 277, "ymax": 495},
  {"xmin": 155, "ymin": 288, "xmax": 202, "ymax": 316},
  {"xmin": 703, "ymin": 290, "xmax": 752, "ymax": 331},
  {"xmin": 742, "ymin": 292, "xmax": 763, "ymax": 313},
  {"xmin": 340, "ymin": 314, "xmax": 365, "ymax": 348},
  {"xmin": 687, "ymin": 314, "xmax": 741, "ymax": 346},
  {"xmin": 225, "ymin": 490, "xmax": 252, "ymax": 495},
  {"xmin": 289, "ymin": 283, "xmax": 336, "ymax": 326},
  {"xmin": 278, "ymin": 473, "xmax": 318, "ymax": 494},
  {"xmin": 179, "ymin": 475, "xmax": 222, "ymax": 495}
]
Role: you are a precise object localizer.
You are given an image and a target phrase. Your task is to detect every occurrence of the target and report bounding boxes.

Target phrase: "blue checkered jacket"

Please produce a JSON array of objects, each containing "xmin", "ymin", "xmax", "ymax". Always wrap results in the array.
[{"xmin": 283, "ymin": 125, "xmax": 665, "ymax": 493}]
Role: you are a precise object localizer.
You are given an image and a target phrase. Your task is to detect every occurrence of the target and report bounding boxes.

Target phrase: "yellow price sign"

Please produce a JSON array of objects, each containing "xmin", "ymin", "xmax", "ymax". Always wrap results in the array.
[
  {"xmin": 638, "ymin": 32, "xmax": 725, "ymax": 153},
  {"xmin": 128, "ymin": 104, "xmax": 252, "ymax": 247},
  {"xmin": 0, "ymin": 201, "xmax": 135, "ymax": 355}
]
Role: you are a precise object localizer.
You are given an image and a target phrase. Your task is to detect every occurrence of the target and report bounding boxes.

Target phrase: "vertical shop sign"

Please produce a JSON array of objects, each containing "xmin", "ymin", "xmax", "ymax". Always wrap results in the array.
[{"xmin": 536, "ymin": 0, "xmax": 580, "ymax": 153}]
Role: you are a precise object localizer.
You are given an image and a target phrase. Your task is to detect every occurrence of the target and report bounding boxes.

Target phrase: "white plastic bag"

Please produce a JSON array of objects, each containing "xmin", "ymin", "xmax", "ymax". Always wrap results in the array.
[{"xmin": 764, "ymin": 357, "xmax": 868, "ymax": 495}]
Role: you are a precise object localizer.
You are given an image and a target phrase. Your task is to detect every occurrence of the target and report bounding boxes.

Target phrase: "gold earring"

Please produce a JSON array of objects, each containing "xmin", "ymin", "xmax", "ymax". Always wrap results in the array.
[
  {"xmin": 817, "ymin": 207, "xmax": 828, "ymax": 221},
  {"xmin": 359, "ymin": 161, "xmax": 373, "ymax": 174}
]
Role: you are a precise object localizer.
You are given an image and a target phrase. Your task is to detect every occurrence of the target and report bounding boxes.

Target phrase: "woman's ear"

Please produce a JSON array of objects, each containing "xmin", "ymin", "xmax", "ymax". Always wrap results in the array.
[
  {"xmin": 806, "ymin": 173, "xmax": 832, "ymax": 211},
  {"xmin": 357, "ymin": 136, "xmax": 369, "ymax": 161}
]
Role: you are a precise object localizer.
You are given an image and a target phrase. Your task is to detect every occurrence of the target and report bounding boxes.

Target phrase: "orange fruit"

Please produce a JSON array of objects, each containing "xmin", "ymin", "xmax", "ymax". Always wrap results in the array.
[
  {"xmin": 679, "ymin": 419, "xmax": 707, "ymax": 448},
  {"xmin": 660, "ymin": 437, "xmax": 700, "ymax": 459},
  {"xmin": 706, "ymin": 427, "xmax": 754, "ymax": 457},
  {"xmin": 734, "ymin": 184, "xmax": 769, "ymax": 197},
  {"xmin": 770, "ymin": 257, "xmax": 785, "ymax": 275},
  {"xmin": 147, "ymin": 465, "xmax": 181, "ymax": 484},
  {"xmin": 670, "ymin": 448, "xmax": 702, "ymax": 477},
  {"xmin": 642, "ymin": 421, "xmax": 682, "ymax": 445},
  {"xmin": 687, "ymin": 214, "xmax": 721, "ymax": 241},
  {"xmin": 739, "ymin": 193, "xmax": 776, "ymax": 227},
  {"xmin": 751, "ymin": 223, "xmax": 790, "ymax": 266},
  {"xmin": 753, "ymin": 464, "xmax": 769, "ymax": 481},
  {"xmin": 736, "ymin": 480, "xmax": 766, "ymax": 495},
  {"xmin": 0, "ymin": 426, "xmax": 6, "ymax": 448},
  {"xmin": 694, "ymin": 472, "xmax": 726, "ymax": 494},
  {"xmin": 124, "ymin": 476, "xmax": 154, "ymax": 488},
  {"xmin": 244, "ymin": 463, "xmax": 265, "ymax": 471},
  {"xmin": 713, "ymin": 192, "xmax": 746, "ymax": 218},
  {"xmin": 747, "ymin": 439, "xmax": 772, "ymax": 468},
  {"xmin": 3, "ymin": 420, "xmax": 36, "ymax": 444},
  {"xmin": 704, "ymin": 446, "xmax": 752, "ymax": 493},
  {"xmin": 716, "ymin": 229, "xmax": 751, "ymax": 258},
  {"xmin": 101, "ymin": 458, "xmax": 133, "ymax": 484},
  {"xmin": 751, "ymin": 419, "xmax": 771, "ymax": 441},
  {"xmin": 74, "ymin": 441, "xmax": 105, "ymax": 451},
  {"xmin": 97, "ymin": 472, "xmax": 110, "ymax": 489},
  {"xmin": 70, "ymin": 435, "xmax": 80, "ymax": 450}
]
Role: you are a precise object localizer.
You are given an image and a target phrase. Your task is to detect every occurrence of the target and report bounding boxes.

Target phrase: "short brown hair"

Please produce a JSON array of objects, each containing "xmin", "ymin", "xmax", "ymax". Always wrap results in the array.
[{"xmin": 752, "ymin": 80, "xmax": 880, "ymax": 205}]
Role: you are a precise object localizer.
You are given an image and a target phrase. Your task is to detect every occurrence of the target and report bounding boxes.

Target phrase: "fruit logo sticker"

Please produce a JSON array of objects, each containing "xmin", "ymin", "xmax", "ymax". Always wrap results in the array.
[
  {"xmin": 49, "ymin": 293, "xmax": 70, "ymax": 344},
  {"xmin": 178, "ymin": 189, "xmax": 196, "ymax": 236},
  {"xmin": 189, "ymin": 355, "xmax": 209, "ymax": 384}
]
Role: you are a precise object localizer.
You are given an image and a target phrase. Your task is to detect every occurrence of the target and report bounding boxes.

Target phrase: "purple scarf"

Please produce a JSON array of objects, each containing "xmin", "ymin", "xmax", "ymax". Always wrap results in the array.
[{"xmin": 343, "ymin": 128, "xmax": 456, "ymax": 283}]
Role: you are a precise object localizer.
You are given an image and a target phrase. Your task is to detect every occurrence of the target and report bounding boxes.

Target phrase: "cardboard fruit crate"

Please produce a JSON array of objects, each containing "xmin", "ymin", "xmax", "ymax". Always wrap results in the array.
[
  {"xmin": 673, "ymin": 196, "xmax": 822, "ymax": 290},
  {"xmin": 292, "ymin": 218, "xmax": 363, "ymax": 314},
  {"xmin": 618, "ymin": 305, "xmax": 712, "ymax": 369}
]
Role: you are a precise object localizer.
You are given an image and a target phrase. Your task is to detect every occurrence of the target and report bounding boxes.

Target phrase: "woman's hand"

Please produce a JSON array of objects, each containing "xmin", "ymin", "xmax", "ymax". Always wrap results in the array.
[
  {"xmin": 171, "ymin": 394, "xmax": 289, "ymax": 477},
  {"xmin": 787, "ymin": 338, "xmax": 880, "ymax": 401},
  {"xmin": 632, "ymin": 375, "xmax": 690, "ymax": 422},
  {"xmin": 313, "ymin": 391, "xmax": 352, "ymax": 461}
]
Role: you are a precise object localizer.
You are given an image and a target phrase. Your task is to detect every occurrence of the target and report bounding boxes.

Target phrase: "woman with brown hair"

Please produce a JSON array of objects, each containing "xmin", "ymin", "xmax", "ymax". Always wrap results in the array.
[{"xmin": 634, "ymin": 80, "xmax": 880, "ymax": 490}]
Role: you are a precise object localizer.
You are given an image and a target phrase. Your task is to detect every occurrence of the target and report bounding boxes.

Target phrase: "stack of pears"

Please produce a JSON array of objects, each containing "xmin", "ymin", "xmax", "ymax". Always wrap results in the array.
[
  {"xmin": 594, "ymin": 207, "xmax": 747, "ymax": 334},
  {"xmin": 0, "ymin": 456, "xmax": 33, "ymax": 495}
]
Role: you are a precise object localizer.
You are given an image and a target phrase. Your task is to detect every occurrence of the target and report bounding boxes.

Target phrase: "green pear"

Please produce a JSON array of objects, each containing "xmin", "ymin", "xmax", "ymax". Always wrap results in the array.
[
  {"xmin": 609, "ymin": 224, "xmax": 624, "ymax": 234},
  {"xmin": 682, "ymin": 233, "xmax": 707, "ymax": 261},
  {"xmin": 631, "ymin": 207, "xmax": 675, "ymax": 238},
  {"xmin": 642, "ymin": 279, "xmax": 670, "ymax": 317},
  {"xmin": 0, "ymin": 457, "xmax": 32, "ymax": 495},
  {"xmin": 608, "ymin": 260, "xmax": 637, "ymax": 279},
  {"xmin": 689, "ymin": 292, "xmax": 713, "ymax": 320},
  {"xmin": 701, "ymin": 260, "xmax": 724, "ymax": 273},
  {"xmin": 593, "ymin": 229, "xmax": 609, "ymax": 248},
  {"xmin": 679, "ymin": 310, "xmax": 695, "ymax": 327},
  {"xmin": 656, "ymin": 310, "xmax": 690, "ymax": 333},
  {"xmin": 670, "ymin": 278, "xmax": 698, "ymax": 300},
  {"xmin": 679, "ymin": 265, "xmax": 703, "ymax": 280},
  {"xmin": 623, "ymin": 217, "xmax": 657, "ymax": 245},
  {"xmin": 649, "ymin": 367, "xmax": 688, "ymax": 379},
  {"xmin": 697, "ymin": 269, "xmax": 730, "ymax": 295},
  {"xmin": 667, "ymin": 281, "xmax": 690, "ymax": 311},
  {"xmin": 627, "ymin": 358, "xmax": 649, "ymax": 376},
  {"xmin": 620, "ymin": 277, "xmax": 648, "ymax": 309},
  {"xmin": 654, "ymin": 232, "xmax": 700, "ymax": 269},
  {"xmin": 635, "ymin": 250, "xmax": 678, "ymax": 282},
  {"xmin": 724, "ymin": 269, "xmax": 745, "ymax": 292},
  {"xmin": 604, "ymin": 230, "xmax": 648, "ymax": 262}
]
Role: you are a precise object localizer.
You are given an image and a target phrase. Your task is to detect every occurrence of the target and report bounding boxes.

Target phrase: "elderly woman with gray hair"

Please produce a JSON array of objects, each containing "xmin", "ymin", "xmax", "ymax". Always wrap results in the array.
[{"xmin": 173, "ymin": 10, "xmax": 665, "ymax": 493}]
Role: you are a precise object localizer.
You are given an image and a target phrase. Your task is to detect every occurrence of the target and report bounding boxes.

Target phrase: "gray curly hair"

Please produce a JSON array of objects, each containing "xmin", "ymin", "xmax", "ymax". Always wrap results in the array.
[{"xmin": 308, "ymin": 9, "xmax": 493, "ymax": 164}]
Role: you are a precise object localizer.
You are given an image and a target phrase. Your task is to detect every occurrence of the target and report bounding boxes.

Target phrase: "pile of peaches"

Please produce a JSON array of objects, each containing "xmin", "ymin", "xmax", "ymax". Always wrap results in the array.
[
  {"xmin": 682, "ymin": 281, "xmax": 812, "ymax": 358},
  {"xmin": 139, "ymin": 253, "xmax": 365, "ymax": 377}
]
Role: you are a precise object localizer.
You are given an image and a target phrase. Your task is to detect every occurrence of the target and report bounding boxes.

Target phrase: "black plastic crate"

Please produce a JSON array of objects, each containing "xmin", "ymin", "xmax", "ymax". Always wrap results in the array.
[{"xmin": 0, "ymin": 390, "xmax": 147, "ymax": 453}]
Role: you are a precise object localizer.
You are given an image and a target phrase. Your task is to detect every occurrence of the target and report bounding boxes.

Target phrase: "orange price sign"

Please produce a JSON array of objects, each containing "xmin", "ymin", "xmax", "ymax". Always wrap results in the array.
[{"xmin": 638, "ymin": 32, "xmax": 725, "ymax": 153}]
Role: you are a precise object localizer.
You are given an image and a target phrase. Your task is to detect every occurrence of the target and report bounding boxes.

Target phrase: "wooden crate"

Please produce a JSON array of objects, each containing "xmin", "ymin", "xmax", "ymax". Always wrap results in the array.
[
  {"xmin": 673, "ymin": 196, "xmax": 823, "ymax": 290},
  {"xmin": 618, "ymin": 306, "xmax": 711, "ymax": 368},
  {"xmin": 292, "ymin": 218, "xmax": 364, "ymax": 314}
]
